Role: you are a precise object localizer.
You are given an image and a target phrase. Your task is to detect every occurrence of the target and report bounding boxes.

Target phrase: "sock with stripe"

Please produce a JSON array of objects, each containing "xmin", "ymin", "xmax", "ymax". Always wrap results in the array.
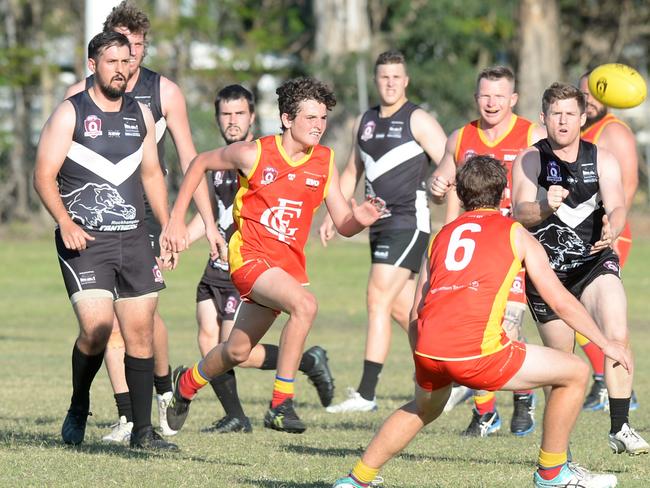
[
  {"xmin": 536, "ymin": 449, "xmax": 567, "ymax": 480},
  {"xmin": 179, "ymin": 361, "xmax": 210, "ymax": 400},
  {"xmin": 474, "ymin": 391, "xmax": 496, "ymax": 415},
  {"xmin": 271, "ymin": 375, "xmax": 295, "ymax": 408}
]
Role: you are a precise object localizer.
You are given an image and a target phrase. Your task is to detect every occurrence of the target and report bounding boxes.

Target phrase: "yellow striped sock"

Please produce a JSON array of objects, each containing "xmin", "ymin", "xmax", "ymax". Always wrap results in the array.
[
  {"xmin": 575, "ymin": 333, "xmax": 590, "ymax": 347},
  {"xmin": 475, "ymin": 392, "xmax": 495, "ymax": 405},
  {"xmin": 538, "ymin": 449, "xmax": 567, "ymax": 469},
  {"xmin": 191, "ymin": 363, "xmax": 209, "ymax": 386},
  {"xmin": 350, "ymin": 459, "xmax": 379, "ymax": 485},
  {"xmin": 273, "ymin": 376, "xmax": 295, "ymax": 395}
]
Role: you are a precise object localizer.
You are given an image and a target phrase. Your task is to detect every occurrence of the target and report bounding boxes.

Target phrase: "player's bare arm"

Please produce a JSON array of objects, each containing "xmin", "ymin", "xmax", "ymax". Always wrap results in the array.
[
  {"xmin": 323, "ymin": 164, "xmax": 383, "ymax": 238},
  {"xmin": 410, "ymin": 108, "xmax": 446, "ymax": 165},
  {"xmin": 594, "ymin": 147, "xmax": 627, "ymax": 248},
  {"xmin": 428, "ymin": 130, "xmax": 459, "ymax": 204},
  {"xmin": 408, "ymin": 251, "xmax": 431, "ymax": 351},
  {"xmin": 512, "ymin": 147, "xmax": 568, "ymax": 227},
  {"xmin": 163, "ymin": 141, "xmax": 256, "ymax": 254},
  {"xmin": 599, "ymin": 122, "xmax": 638, "ymax": 212},
  {"xmin": 160, "ymin": 75, "xmax": 220, "ymax": 250},
  {"xmin": 515, "ymin": 225, "xmax": 631, "ymax": 372},
  {"xmin": 34, "ymin": 101, "xmax": 96, "ymax": 251},
  {"xmin": 319, "ymin": 115, "xmax": 365, "ymax": 246}
]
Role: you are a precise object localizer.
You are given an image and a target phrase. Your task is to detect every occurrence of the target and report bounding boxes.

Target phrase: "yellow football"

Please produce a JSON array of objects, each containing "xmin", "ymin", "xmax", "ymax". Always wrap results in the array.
[{"xmin": 588, "ymin": 63, "xmax": 647, "ymax": 109}]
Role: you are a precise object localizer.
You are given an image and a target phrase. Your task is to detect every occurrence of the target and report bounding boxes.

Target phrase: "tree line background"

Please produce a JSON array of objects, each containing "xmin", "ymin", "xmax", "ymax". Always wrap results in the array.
[{"xmin": 1, "ymin": 0, "xmax": 650, "ymax": 226}]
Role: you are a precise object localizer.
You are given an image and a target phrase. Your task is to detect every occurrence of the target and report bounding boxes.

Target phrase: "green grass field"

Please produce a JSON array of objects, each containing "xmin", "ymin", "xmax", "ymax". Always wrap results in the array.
[{"xmin": 1, "ymin": 228, "xmax": 650, "ymax": 487}]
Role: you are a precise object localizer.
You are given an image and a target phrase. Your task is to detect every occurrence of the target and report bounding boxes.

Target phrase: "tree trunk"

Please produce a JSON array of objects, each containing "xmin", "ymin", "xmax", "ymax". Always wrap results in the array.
[{"xmin": 517, "ymin": 0, "xmax": 562, "ymax": 121}]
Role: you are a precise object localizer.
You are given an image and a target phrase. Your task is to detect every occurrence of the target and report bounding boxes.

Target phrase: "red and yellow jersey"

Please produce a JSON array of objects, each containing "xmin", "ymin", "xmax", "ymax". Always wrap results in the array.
[
  {"xmin": 455, "ymin": 115, "xmax": 535, "ymax": 214},
  {"xmin": 581, "ymin": 113, "xmax": 628, "ymax": 144},
  {"xmin": 228, "ymin": 135, "xmax": 333, "ymax": 284},
  {"xmin": 415, "ymin": 209, "xmax": 522, "ymax": 361}
]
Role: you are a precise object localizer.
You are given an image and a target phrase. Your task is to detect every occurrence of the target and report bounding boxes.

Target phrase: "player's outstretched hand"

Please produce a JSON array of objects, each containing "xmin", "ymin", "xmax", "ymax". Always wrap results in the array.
[
  {"xmin": 59, "ymin": 219, "xmax": 95, "ymax": 250},
  {"xmin": 161, "ymin": 219, "xmax": 190, "ymax": 253},
  {"xmin": 602, "ymin": 341, "xmax": 632, "ymax": 374},
  {"xmin": 351, "ymin": 196, "xmax": 387, "ymax": 227},
  {"xmin": 319, "ymin": 216, "xmax": 336, "ymax": 247},
  {"xmin": 547, "ymin": 184, "xmax": 569, "ymax": 212},
  {"xmin": 590, "ymin": 214, "xmax": 613, "ymax": 254}
]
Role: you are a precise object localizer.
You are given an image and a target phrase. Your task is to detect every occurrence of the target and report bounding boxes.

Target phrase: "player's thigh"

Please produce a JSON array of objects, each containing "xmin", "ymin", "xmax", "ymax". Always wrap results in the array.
[
  {"xmin": 580, "ymin": 274, "xmax": 628, "ymax": 341},
  {"xmin": 368, "ymin": 263, "xmax": 413, "ymax": 305},
  {"xmin": 114, "ymin": 294, "xmax": 158, "ymax": 339},
  {"xmin": 226, "ymin": 300, "xmax": 278, "ymax": 354},
  {"xmin": 537, "ymin": 318, "xmax": 575, "ymax": 353},
  {"xmin": 391, "ymin": 275, "xmax": 416, "ymax": 328},
  {"xmin": 502, "ymin": 343, "xmax": 587, "ymax": 391},
  {"xmin": 414, "ymin": 383, "xmax": 451, "ymax": 421},
  {"xmin": 249, "ymin": 267, "xmax": 316, "ymax": 318},
  {"xmin": 72, "ymin": 295, "xmax": 115, "ymax": 333},
  {"xmin": 196, "ymin": 298, "xmax": 220, "ymax": 337}
]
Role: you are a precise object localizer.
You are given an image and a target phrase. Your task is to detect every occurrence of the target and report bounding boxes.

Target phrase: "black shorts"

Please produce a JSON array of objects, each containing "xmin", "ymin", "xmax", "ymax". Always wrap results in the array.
[
  {"xmin": 526, "ymin": 249, "xmax": 620, "ymax": 324},
  {"xmin": 369, "ymin": 228, "xmax": 429, "ymax": 273},
  {"xmin": 196, "ymin": 279, "xmax": 241, "ymax": 321},
  {"xmin": 55, "ymin": 226, "xmax": 165, "ymax": 300}
]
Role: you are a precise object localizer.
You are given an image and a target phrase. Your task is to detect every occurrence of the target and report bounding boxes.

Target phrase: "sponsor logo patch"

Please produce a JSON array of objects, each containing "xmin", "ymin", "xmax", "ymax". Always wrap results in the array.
[
  {"xmin": 261, "ymin": 167, "xmax": 278, "ymax": 185},
  {"xmin": 546, "ymin": 161, "xmax": 562, "ymax": 183},
  {"xmin": 152, "ymin": 264, "xmax": 164, "ymax": 283},
  {"xmin": 360, "ymin": 120, "xmax": 376, "ymax": 141},
  {"xmin": 225, "ymin": 296, "xmax": 238, "ymax": 314}
]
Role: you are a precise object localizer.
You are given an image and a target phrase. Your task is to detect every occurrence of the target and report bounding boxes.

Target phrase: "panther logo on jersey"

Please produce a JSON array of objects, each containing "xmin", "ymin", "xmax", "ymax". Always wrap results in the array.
[
  {"xmin": 260, "ymin": 198, "xmax": 302, "ymax": 243},
  {"xmin": 63, "ymin": 182, "xmax": 136, "ymax": 228},
  {"xmin": 533, "ymin": 223, "xmax": 587, "ymax": 270}
]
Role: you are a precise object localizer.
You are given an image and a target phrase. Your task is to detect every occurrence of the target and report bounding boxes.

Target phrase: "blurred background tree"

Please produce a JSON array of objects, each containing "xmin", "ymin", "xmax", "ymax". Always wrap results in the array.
[{"xmin": 1, "ymin": 0, "xmax": 649, "ymax": 226}]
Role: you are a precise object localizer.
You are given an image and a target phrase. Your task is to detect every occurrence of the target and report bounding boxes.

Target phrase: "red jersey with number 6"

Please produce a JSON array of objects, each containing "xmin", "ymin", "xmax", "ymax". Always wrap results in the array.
[
  {"xmin": 228, "ymin": 135, "xmax": 333, "ymax": 285},
  {"xmin": 415, "ymin": 209, "xmax": 522, "ymax": 361}
]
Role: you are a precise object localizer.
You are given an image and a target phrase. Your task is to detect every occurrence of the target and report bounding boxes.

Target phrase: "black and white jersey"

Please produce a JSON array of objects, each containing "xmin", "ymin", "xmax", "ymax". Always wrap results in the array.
[
  {"xmin": 529, "ymin": 139, "xmax": 605, "ymax": 272},
  {"xmin": 357, "ymin": 101, "xmax": 431, "ymax": 234},
  {"xmin": 85, "ymin": 67, "xmax": 167, "ymax": 173},
  {"xmin": 201, "ymin": 170, "xmax": 239, "ymax": 286},
  {"xmin": 58, "ymin": 90, "xmax": 147, "ymax": 232}
]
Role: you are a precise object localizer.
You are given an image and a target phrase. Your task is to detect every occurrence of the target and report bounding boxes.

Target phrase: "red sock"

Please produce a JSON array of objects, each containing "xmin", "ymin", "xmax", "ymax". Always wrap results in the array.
[
  {"xmin": 474, "ymin": 392, "xmax": 496, "ymax": 415},
  {"xmin": 581, "ymin": 342, "xmax": 605, "ymax": 376},
  {"xmin": 537, "ymin": 465, "xmax": 563, "ymax": 480},
  {"xmin": 271, "ymin": 375, "xmax": 295, "ymax": 408},
  {"xmin": 178, "ymin": 363, "xmax": 209, "ymax": 400}
]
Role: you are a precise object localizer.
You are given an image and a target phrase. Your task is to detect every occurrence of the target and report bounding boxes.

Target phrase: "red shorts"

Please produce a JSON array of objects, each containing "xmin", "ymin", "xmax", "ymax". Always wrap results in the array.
[
  {"xmin": 414, "ymin": 341, "xmax": 526, "ymax": 392},
  {"xmin": 230, "ymin": 258, "xmax": 273, "ymax": 300},
  {"xmin": 507, "ymin": 268, "xmax": 526, "ymax": 304},
  {"xmin": 614, "ymin": 222, "xmax": 632, "ymax": 268}
]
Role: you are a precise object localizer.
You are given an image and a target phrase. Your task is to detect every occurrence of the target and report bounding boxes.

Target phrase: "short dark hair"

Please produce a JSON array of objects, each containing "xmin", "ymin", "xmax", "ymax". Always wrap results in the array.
[
  {"xmin": 214, "ymin": 85, "xmax": 255, "ymax": 118},
  {"xmin": 476, "ymin": 65, "xmax": 515, "ymax": 91},
  {"xmin": 456, "ymin": 155, "xmax": 507, "ymax": 211},
  {"xmin": 88, "ymin": 31, "xmax": 130, "ymax": 62},
  {"xmin": 276, "ymin": 77, "xmax": 336, "ymax": 129},
  {"xmin": 542, "ymin": 82, "xmax": 586, "ymax": 115},
  {"xmin": 374, "ymin": 50, "xmax": 407, "ymax": 74},
  {"xmin": 103, "ymin": 0, "xmax": 150, "ymax": 38}
]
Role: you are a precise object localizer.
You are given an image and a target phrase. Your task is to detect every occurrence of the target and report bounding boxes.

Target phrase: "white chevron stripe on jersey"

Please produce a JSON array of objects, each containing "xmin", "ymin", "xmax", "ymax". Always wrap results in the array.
[
  {"xmin": 361, "ymin": 140, "xmax": 424, "ymax": 182},
  {"xmin": 66, "ymin": 141, "xmax": 143, "ymax": 186},
  {"xmin": 556, "ymin": 192, "xmax": 601, "ymax": 228},
  {"xmin": 155, "ymin": 117, "xmax": 167, "ymax": 143}
]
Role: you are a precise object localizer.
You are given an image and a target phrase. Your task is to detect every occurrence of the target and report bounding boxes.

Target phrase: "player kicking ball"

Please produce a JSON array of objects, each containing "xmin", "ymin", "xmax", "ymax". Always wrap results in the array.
[{"xmin": 333, "ymin": 155, "xmax": 628, "ymax": 488}]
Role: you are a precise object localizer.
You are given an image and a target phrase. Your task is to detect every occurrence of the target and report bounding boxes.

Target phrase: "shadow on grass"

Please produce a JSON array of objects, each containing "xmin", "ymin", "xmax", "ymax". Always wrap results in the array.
[
  {"xmin": 0, "ymin": 428, "xmax": 238, "ymax": 464},
  {"xmin": 280, "ymin": 444, "xmax": 533, "ymax": 467},
  {"xmin": 240, "ymin": 479, "xmax": 329, "ymax": 488},
  {"xmin": 318, "ymin": 420, "xmax": 382, "ymax": 432}
]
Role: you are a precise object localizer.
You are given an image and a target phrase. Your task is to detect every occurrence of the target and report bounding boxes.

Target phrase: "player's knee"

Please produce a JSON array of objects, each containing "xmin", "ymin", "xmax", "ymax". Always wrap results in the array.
[
  {"xmin": 79, "ymin": 323, "xmax": 112, "ymax": 351},
  {"xmin": 291, "ymin": 292, "xmax": 318, "ymax": 323},
  {"xmin": 604, "ymin": 326, "xmax": 629, "ymax": 345},
  {"xmin": 224, "ymin": 342, "xmax": 252, "ymax": 365},
  {"xmin": 569, "ymin": 357, "xmax": 590, "ymax": 388}
]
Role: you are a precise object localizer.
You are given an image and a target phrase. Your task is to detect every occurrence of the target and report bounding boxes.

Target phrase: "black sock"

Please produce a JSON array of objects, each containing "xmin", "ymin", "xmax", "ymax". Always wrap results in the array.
[
  {"xmin": 124, "ymin": 354, "xmax": 154, "ymax": 433},
  {"xmin": 260, "ymin": 344, "xmax": 279, "ymax": 370},
  {"xmin": 70, "ymin": 343, "xmax": 104, "ymax": 411},
  {"xmin": 210, "ymin": 370, "xmax": 245, "ymax": 418},
  {"xmin": 609, "ymin": 397, "xmax": 630, "ymax": 434},
  {"xmin": 298, "ymin": 350, "xmax": 315, "ymax": 373},
  {"xmin": 114, "ymin": 392, "xmax": 133, "ymax": 422},
  {"xmin": 153, "ymin": 365, "xmax": 172, "ymax": 395},
  {"xmin": 357, "ymin": 360, "xmax": 383, "ymax": 401}
]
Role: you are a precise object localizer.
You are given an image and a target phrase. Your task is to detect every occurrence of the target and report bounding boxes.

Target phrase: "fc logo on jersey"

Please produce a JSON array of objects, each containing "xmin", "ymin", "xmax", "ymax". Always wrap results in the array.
[
  {"xmin": 546, "ymin": 161, "xmax": 563, "ymax": 183},
  {"xmin": 84, "ymin": 115, "xmax": 103, "ymax": 138},
  {"xmin": 360, "ymin": 120, "xmax": 376, "ymax": 141},
  {"xmin": 261, "ymin": 167, "xmax": 278, "ymax": 185},
  {"xmin": 260, "ymin": 198, "xmax": 302, "ymax": 243}
]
